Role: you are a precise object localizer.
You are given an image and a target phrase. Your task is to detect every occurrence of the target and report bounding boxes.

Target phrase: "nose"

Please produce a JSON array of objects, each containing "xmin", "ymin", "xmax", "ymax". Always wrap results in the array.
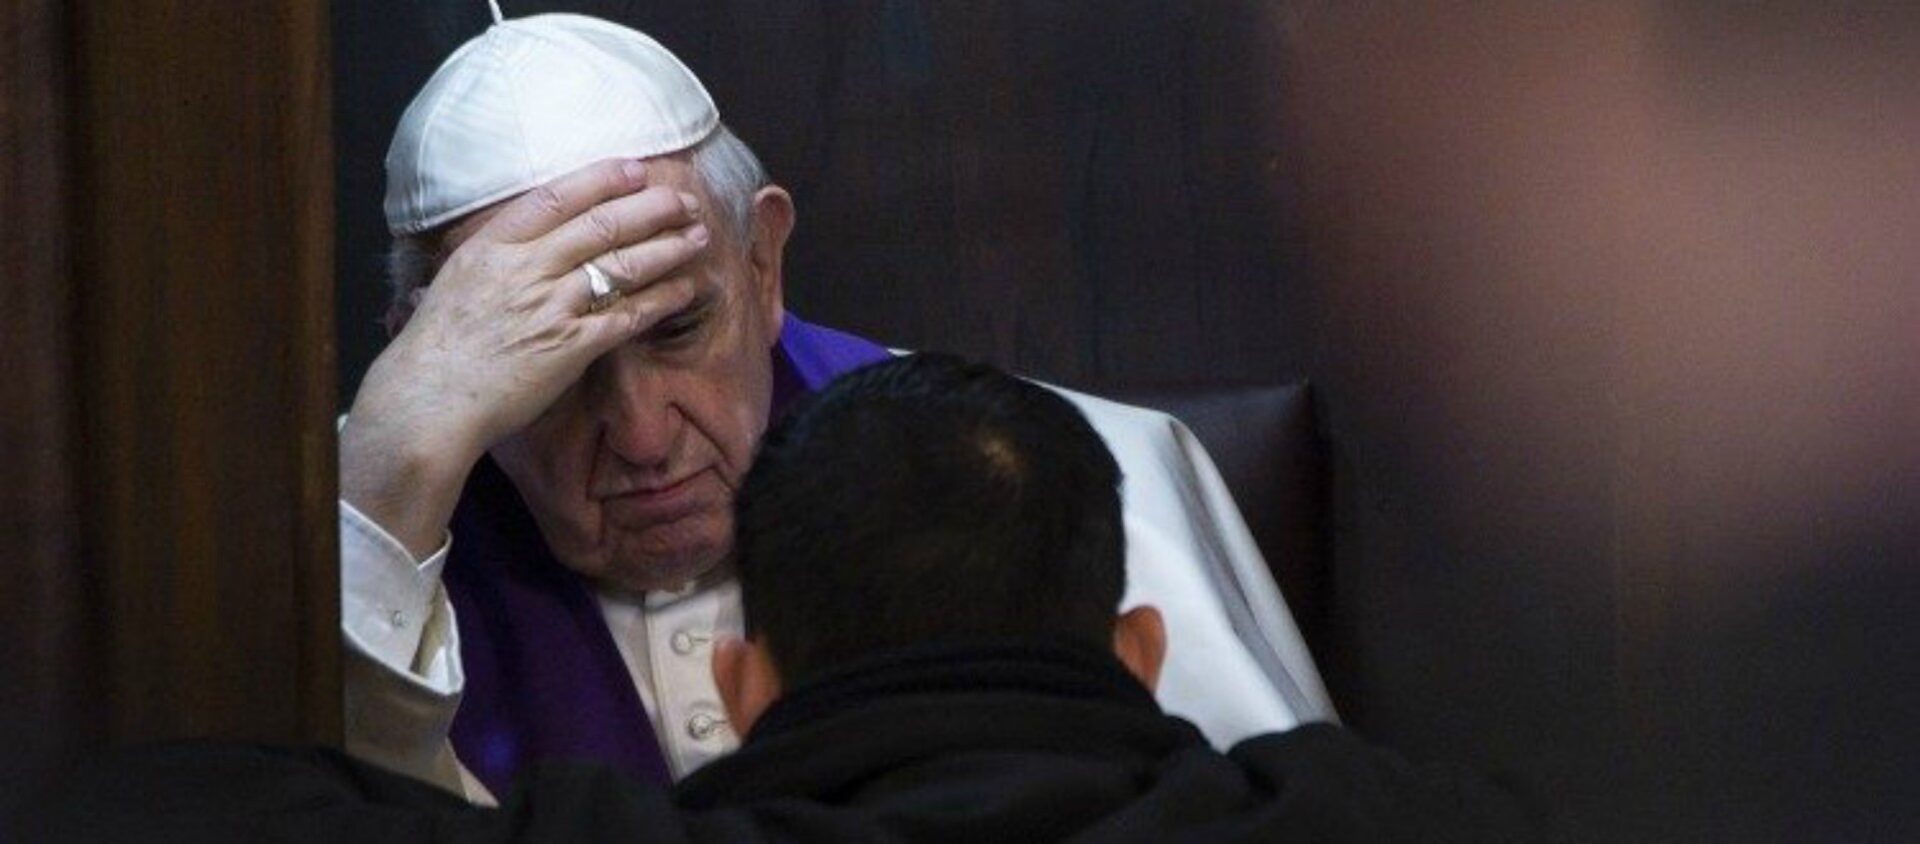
[{"xmin": 589, "ymin": 351, "xmax": 681, "ymax": 472}]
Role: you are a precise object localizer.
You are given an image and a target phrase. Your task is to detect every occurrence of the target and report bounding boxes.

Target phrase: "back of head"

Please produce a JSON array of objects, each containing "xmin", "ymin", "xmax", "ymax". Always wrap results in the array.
[{"xmin": 733, "ymin": 353, "xmax": 1126, "ymax": 687}]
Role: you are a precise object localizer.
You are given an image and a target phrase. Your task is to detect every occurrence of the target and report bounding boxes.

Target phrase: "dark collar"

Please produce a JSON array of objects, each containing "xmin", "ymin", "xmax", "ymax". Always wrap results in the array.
[
  {"xmin": 751, "ymin": 641, "xmax": 1161, "ymax": 741},
  {"xmin": 676, "ymin": 642, "xmax": 1199, "ymax": 807}
]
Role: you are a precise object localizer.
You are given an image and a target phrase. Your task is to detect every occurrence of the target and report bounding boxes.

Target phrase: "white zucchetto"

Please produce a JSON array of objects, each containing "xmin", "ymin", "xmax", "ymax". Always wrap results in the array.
[{"xmin": 383, "ymin": 12, "xmax": 719, "ymax": 235}]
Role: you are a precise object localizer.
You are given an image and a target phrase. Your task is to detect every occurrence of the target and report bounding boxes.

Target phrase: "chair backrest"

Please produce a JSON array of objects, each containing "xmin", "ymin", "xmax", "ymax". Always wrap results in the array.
[{"xmin": 1101, "ymin": 382, "xmax": 1327, "ymax": 651}]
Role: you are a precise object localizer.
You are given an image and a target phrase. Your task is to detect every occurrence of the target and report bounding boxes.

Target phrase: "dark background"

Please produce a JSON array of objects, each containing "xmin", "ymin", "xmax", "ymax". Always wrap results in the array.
[
  {"xmin": 334, "ymin": 0, "xmax": 1312, "ymax": 397},
  {"xmin": 332, "ymin": 2, "xmax": 1920, "ymax": 841}
]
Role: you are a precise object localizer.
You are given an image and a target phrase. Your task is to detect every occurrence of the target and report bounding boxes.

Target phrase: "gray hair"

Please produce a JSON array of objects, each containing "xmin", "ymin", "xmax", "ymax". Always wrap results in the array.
[{"xmin": 384, "ymin": 123, "xmax": 769, "ymax": 329}]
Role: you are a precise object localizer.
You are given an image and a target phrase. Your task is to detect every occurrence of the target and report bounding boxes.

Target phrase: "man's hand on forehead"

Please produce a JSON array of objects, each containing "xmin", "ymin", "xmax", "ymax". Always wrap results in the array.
[
  {"xmin": 397, "ymin": 156, "xmax": 713, "ymax": 438},
  {"xmin": 483, "ymin": 155, "xmax": 710, "ymax": 264},
  {"xmin": 531, "ymin": 175, "xmax": 710, "ymax": 296},
  {"xmin": 480, "ymin": 157, "xmax": 710, "ymax": 301},
  {"xmin": 340, "ymin": 158, "xmax": 714, "ymax": 560}
]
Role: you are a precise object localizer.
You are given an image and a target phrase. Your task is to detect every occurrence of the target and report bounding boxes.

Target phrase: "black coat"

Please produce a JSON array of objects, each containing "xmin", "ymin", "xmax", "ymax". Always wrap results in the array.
[{"xmin": 28, "ymin": 645, "xmax": 1543, "ymax": 843}]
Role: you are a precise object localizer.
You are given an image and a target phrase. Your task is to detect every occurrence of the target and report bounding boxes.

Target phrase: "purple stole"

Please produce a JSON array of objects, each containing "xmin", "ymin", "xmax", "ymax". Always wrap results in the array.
[{"xmin": 443, "ymin": 315, "xmax": 891, "ymax": 796}]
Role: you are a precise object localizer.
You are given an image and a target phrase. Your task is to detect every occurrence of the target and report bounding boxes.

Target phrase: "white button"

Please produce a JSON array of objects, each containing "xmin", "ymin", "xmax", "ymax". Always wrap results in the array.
[
  {"xmin": 388, "ymin": 609, "xmax": 409, "ymax": 629},
  {"xmin": 686, "ymin": 712, "xmax": 726, "ymax": 741},
  {"xmin": 670, "ymin": 630, "xmax": 705, "ymax": 655}
]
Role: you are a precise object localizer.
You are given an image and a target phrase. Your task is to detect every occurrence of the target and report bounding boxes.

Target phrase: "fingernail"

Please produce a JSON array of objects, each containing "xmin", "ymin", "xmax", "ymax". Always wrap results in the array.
[
  {"xmin": 688, "ymin": 223, "xmax": 710, "ymax": 245},
  {"xmin": 680, "ymin": 192, "xmax": 702, "ymax": 215},
  {"xmin": 624, "ymin": 160, "xmax": 648, "ymax": 182}
]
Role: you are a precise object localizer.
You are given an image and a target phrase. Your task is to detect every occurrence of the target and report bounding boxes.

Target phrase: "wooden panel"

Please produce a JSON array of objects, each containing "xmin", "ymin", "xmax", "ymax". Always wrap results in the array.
[
  {"xmin": 0, "ymin": 0, "xmax": 94, "ymax": 814},
  {"xmin": 64, "ymin": 0, "xmax": 341, "ymax": 745}
]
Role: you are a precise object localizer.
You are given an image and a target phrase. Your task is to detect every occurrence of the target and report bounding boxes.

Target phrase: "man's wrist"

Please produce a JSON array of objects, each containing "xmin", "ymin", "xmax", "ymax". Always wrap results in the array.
[{"xmin": 340, "ymin": 378, "xmax": 485, "ymax": 561}]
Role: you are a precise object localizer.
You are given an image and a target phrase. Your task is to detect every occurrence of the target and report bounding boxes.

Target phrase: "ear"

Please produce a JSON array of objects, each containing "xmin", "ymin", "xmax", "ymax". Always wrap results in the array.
[
  {"xmin": 385, "ymin": 221, "xmax": 470, "ymax": 338},
  {"xmin": 382, "ymin": 294, "xmax": 417, "ymax": 339},
  {"xmin": 745, "ymin": 185, "xmax": 793, "ymax": 340},
  {"xmin": 1112, "ymin": 606, "xmax": 1168, "ymax": 693},
  {"xmin": 712, "ymin": 636, "xmax": 784, "ymax": 736}
]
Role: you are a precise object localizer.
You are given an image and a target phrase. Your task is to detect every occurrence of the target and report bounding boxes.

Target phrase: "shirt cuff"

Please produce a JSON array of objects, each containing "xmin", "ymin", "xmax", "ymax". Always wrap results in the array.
[{"xmin": 340, "ymin": 498, "xmax": 454, "ymax": 684}]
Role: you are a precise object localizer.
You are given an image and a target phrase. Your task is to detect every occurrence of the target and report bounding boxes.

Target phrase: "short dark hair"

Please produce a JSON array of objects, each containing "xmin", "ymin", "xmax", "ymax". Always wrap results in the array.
[{"xmin": 733, "ymin": 353, "xmax": 1126, "ymax": 686}]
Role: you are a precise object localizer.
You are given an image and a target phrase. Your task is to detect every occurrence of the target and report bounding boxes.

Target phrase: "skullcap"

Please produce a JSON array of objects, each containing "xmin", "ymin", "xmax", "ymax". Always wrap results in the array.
[{"xmin": 384, "ymin": 13, "xmax": 719, "ymax": 235}]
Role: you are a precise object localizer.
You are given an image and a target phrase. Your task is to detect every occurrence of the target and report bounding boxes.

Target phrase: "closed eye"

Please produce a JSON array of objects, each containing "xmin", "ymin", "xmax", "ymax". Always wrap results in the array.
[{"xmin": 643, "ymin": 299, "xmax": 710, "ymax": 347}]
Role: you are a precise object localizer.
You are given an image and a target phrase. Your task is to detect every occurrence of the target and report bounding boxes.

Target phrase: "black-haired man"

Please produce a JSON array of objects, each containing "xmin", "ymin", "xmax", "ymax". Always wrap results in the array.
[
  {"xmin": 691, "ymin": 353, "xmax": 1539, "ymax": 841},
  {"xmin": 40, "ymin": 354, "xmax": 1541, "ymax": 843}
]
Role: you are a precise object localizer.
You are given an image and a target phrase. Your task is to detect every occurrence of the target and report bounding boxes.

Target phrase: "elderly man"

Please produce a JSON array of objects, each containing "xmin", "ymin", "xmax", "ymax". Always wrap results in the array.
[{"xmin": 341, "ymin": 11, "xmax": 1331, "ymax": 802}]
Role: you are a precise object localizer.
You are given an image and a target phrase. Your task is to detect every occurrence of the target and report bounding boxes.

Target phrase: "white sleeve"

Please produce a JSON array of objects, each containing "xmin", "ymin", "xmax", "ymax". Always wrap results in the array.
[
  {"xmin": 1148, "ymin": 419, "xmax": 1339, "ymax": 728},
  {"xmin": 339, "ymin": 499, "xmax": 494, "ymax": 804},
  {"xmin": 1048, "ymin": 387, "xmax": 1339, "ymax": 747}
]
